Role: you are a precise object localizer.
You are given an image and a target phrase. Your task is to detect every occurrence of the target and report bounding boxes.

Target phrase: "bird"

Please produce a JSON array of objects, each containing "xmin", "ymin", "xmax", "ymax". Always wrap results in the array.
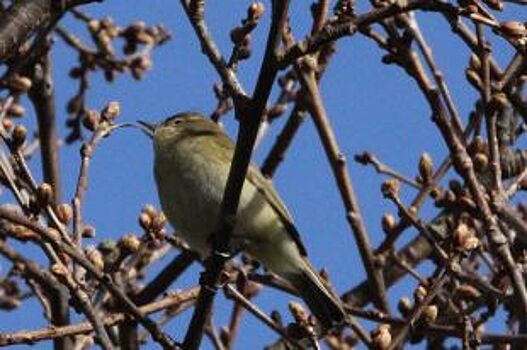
[{"xmin": 139, "ymin": 112, "xmax": 345, "ymax": 330}]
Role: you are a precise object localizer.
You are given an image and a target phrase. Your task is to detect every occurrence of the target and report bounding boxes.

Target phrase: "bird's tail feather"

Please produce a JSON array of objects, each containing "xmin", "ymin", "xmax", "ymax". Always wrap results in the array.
[{"xmin": 285, "ymin": 260, "xmax": 345, "ymax": 330}]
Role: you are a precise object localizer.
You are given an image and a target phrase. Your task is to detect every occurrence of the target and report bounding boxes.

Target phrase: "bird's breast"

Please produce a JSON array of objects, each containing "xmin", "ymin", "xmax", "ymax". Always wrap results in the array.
[
  {"xmin": 153, "ymin": 138, "xmax": 287, "ymax": 257},
  {"xmin": 154, "ymin": 142, "xmax": 228, "ymax": 254}
]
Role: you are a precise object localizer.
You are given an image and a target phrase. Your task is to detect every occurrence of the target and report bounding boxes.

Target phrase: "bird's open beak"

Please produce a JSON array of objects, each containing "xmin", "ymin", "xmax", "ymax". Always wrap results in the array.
[{"xmin": 136, "ymin": 120, "xmax": 157, "ymax": 139}]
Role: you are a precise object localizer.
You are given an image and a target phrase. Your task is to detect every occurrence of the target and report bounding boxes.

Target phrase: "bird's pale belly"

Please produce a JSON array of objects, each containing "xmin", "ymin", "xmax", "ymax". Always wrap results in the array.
[{"xmin": 154, "ymin": 152, "xmax": 283, "ymax": 257}]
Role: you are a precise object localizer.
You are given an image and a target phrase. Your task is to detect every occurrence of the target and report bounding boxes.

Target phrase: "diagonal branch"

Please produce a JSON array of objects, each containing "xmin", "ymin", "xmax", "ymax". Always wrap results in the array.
[{"xmin": 296, "ymin": 58, "xmax": 390, "ymax": 313}]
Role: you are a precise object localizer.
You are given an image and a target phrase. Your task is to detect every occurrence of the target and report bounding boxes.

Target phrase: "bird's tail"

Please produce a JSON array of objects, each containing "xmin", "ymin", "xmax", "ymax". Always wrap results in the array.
[{"xmin": 285, "ymin": 259, "xmax": 346, "ymax": 330}]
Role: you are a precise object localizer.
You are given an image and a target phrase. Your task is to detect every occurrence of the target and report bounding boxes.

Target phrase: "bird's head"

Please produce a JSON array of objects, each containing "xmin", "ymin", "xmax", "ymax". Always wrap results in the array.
[{"xmin": 137, "ymin": 112, "xmax": 223, "ymax": 151}]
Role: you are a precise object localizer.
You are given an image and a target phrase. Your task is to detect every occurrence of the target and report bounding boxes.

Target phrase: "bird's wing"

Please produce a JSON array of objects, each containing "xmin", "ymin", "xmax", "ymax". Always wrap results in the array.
[
  {"xmin": 246, "ymin": 165, "xmax": 308, "ymax": 257},
  {"xmin": 212, "ymin": 130, "xmax": 308, "ymax": 257}
]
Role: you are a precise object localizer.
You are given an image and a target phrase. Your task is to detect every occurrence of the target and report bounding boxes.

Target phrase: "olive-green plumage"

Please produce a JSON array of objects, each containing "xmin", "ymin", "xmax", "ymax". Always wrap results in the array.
[{"xmin": 149, "ymin": 112, "xmax": 345, "ymax": 330}]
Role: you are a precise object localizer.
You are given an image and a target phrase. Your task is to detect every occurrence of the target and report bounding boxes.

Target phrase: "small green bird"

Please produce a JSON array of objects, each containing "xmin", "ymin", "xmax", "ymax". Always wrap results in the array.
[{"xmin": 140, "ymin": 112, "xmax": 345, "ymax": 329}]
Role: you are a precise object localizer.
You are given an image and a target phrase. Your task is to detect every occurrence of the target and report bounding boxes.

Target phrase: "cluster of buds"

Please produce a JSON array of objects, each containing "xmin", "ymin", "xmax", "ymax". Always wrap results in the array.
[
  {"xmin": 414, "ymin": 284, "xmax": 428, "ymax": 303},
  {"xmin": 87, "ymin": 233, "xmax": 142, "ymax": 275},
  {"xmin": 82, "ymin": 100, "xmax": 121, "ymax": 132},
  {"xmin": 397, "ymin": 288, "xmax": 439, "ymax": 335},
  {"xmin": 453, "ymin": 222, "xmax": 480, "ymax": 252},
  {"xmin": 86, "ymin": 245, "xmax": 105, "ymax": 271},
  {"xmin": 86, "ymin": 17, "xmax": 168, "ymax": 81},
  {"xmin": 121, "ymin": 21, "xmax": 170, "ymax": 55},
  {"xmin": 431, "ymin": 180, "xmax": 477, "ymax": 210},
  {"xmin": 0, "ymin": 279, "xmax": 22, "ymax": 310},
  {"xmin": 130, "ymin": 55, "xmax": 153, "ymax": 80},
  {"xmin": 371, "ymin": 324, "xmax": 391, "ymax": 350},
  {"xmin": 63, "ymin": 15, "xmax": 169, "ymax": 143},
  {"xmin": 286, "ymin": 301, "xmax": 317, "ymax": 340},
  {"xmin": 381, "ymin": 178, "xmax": 401, "ymax": 200},
  {"xmin": 458, "ymin": 0, "xmax": 498, "ymax": 24},
  {"xmin": 138, "ymin": 204, "xmax": 167, "ymax": 240},
  {"xmin": 333, "ymin": 0, "xmax": 356, "ymax": 19},
  {"xmin": 88, "ymin": 17, "xmax": 119, "ymax": 57},
  {"xmin": 229, "ymin": 3, "xmax": 265, "ymax": 64},
  {"xmin": 498, "ymin": 21, "xmax": 526, "ymax": 47},
  {"xmin": 411, "ymin": 284, "xmax": 439, "ymax": 324},
  {"xmin": 56, "ymin": 203, "xmax": 73, "ymax": 225},
  {"xmin": 467, "ymin": 136, "xmax": 489, "ymax": 173},
  {"xmin": 118, "ymin": 233, "xmax": 141, "ymax": 255},
  {"xmin": 0, "ymin": 76, "xmax": 31, "ymax": 128},
  {"xmin": 0, "ymin": 100, "xmax": 25, "ymax": 122},
  {"xmin": 101, "ymin": 101, "xmax": 120, "ymax": 122}
]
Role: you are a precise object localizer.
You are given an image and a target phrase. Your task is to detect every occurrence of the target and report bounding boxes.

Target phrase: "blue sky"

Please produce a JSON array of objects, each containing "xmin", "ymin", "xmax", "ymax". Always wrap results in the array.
[{"xmin": 3, "ymin": 0, "xmax": 527, "ymax": 349}]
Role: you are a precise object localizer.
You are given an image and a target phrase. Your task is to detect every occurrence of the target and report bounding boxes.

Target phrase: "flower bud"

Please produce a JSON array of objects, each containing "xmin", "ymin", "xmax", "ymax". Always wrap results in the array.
[
  {"xmin": 101, "ymin": 101, "xmax": 120, "ymax": 121},
  {"xmin": 11, "ymin": 225, "xmax": 36, "ymax": 241},
  {"xmin": 423, "ymin": 305, "xmax": 438, "ymax": 323},
  {"xmin": 7, "ymin": 76, "xmax": 32, "ymax": 92},
  {"xmin": 414, "ymin": 285, "xmax": 427, "ymax": 302},
  {"xmin": 418, "ymin": 152, "xmax": 433, "ymax": 184},
  {"xmin": 142, "ymin": 204, "xmax": 157, "ymax": 218},
  {"xmin": 398, "ymin": 297, "xmax": 412, "ymax": 317},
  {"xmin": 288, "ymin": 301, "xmax": 308, "ymax": 323},
  {"xmin": 8, "ymin": 104, "xmax": 25, "ymax": 118},
  {"xmin": 381, "ymin": 179, "xmax": 401, "ymax": 199},
  {"xmin": 500, "ymin": 21, "xmax": 526, "ymax": 38},
  {"xmin": 88, "ymin": 20, "xmax": 101, "ymax": 33},
  {"xmin": 469, "ymin": 135, "xmax": 486, "ymax": 155},
  {"xmin": 454, "ymin": 223, "xmax": 479, "ymax": 251},
  {"xmin": 51, "ymin": 263, "xmax": 69, "ymax": 277},
  {"xmin": 468, "ymin": 53, "xmax": 481, "ymax": 71},
  {"xmin": 82, "ymin": 224, "xmax": 96, "ymax": 238},
  {"xmin": 67, "ymin": 96, "xmax": 83, "ymax": 114},
  {"xmin": 473, "ymin": 152, "xmax": 488, "ymax": 172},
  {"xmin": 47, "ymin": 227, "xmax": 62, "ymax": 241},
  {"xmin": 82, "ymin": 110, "xmax": 100, "ymax": 131},
  {"xmin": 454, "ymin": 284, "xmax": 481, "ymax": 301},
  {"xmin": 139, "ymin": 212, "xmax": 152, "ymax": 230},
  {"xmin": 482, "ymin": 0, "xmax": 503, "ymax": 9},
  {"xmin": 372, "ymin": 324, "xmax": 391, "ymax": 350},
  {"xmin": 86, "ymin": 246, "xmax": 104, "ymax": 271},
  {"xmin": 11, "ymin": 125, "xmax": 26, "ymax": 148},
  {"xmin": 152, "ymin": 212, "xmax": 167, "ymax": 232},
  {"xmin": 248, "ymin": 2, "xmax": 265, "ymax": 20},
  {"xmin": 2, "ymin": 118, "xmax": 13, "ymax": 132},
  {"xmin": 119, "ymin": 233, "xmax": 141, "ymax": 253},
  {"xmin": 56, "ymin": 203, "xmax": 73, "ymax": 225},
  {"xmin": 381, "ymin": 212, "xmax": 397, "ymax": 235},
  {"xmin": 37, "ymin": 183, "xmax": 54, "ymax": 206}
]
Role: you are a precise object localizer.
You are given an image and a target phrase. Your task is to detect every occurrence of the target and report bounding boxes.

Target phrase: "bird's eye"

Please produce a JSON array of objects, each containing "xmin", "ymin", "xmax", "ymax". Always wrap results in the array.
[{"xmin": 173, "ymin": 119, "xmax": 182, "ymax": 125}]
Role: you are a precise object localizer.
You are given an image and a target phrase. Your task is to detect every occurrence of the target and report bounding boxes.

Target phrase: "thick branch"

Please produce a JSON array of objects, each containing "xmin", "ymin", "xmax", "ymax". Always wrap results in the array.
[{"xmin": 182, "ymin": 1, "xmax": 289, "ymax": 348}]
